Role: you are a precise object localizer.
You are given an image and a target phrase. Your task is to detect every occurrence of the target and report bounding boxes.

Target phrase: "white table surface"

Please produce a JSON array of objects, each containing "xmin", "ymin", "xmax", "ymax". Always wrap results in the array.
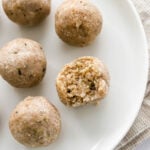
[{"xmin": 136, "ymin": 138, "xmax": 150, "ymax": 150}]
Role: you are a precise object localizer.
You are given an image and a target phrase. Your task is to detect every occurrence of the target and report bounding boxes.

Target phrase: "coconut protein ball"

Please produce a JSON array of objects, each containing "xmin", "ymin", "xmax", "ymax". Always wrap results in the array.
[
  {"xmin": 0, "ymin": 38, "xmax": 46, "ymax": 88},
  {"xmin": 2, "ymin": 0, "xmax": 51, "ymax": 26},
  {"xmin": 56, "ymin": 56, "xmax": 110, "ymax": 107},
  {"xmin": 55, "ymin": 0, "xmax": 103, "ymax": 46},
  {"xmin": 9, "ymin": 96, "xmax": 61, "ymax": 147}
]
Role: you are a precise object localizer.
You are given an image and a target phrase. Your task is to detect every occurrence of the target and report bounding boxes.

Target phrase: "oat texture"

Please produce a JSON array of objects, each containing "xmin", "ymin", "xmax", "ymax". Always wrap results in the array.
[
  {"xmin": 9, "ymin": 96, "xmax": 61, "ymax": 147},
  {"xmin": 2, "ymin": 0, "xmax": 50, "ymax": 26},
  {"xmin": 55, "ymin": 0, "xmax": 103, "ymax": 46},
  {"xmin": 0, "ymin": 38, "xmax": 46, "ymax": 88},
  {"xmin": 56, "ymin": 56, "xmax": 110, "ymax": 107}
]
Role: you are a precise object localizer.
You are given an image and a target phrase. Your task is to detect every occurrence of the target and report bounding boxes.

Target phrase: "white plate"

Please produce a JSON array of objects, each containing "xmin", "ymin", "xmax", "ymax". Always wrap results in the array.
[{"xmin": 0, "ymin": 0, "xmax": 148, "ymax": 150}]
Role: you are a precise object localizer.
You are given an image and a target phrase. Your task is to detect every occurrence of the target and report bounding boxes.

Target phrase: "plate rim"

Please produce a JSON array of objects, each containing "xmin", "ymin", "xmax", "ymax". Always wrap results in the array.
[
  {"xmin": 0, "ymin": 0, "xmax": 149, "ymax": 149},
  {"xmin": 111, "ymin": 0, "xmax": 149, "ymax": 149}
]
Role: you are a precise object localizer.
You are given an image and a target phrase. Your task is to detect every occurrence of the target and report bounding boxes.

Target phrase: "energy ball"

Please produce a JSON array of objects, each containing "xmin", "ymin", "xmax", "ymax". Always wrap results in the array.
[
  {"xmin": 9, "ymin": 96, "xmax": 61, "ymax": 147},
  {"xmin": 2, "ymin": 0, "xmax": 51, "ymax": 26},
  {"xmin": 55, "ymin": 0, "xmax": 103, "ymax": 47},
  {"xmin": 56, "ymin": 56, "xmax": 110, "ymax": 107},
  {"xmin": 0, "ymin": 38, "xmax": 46, "ymax": 88}
]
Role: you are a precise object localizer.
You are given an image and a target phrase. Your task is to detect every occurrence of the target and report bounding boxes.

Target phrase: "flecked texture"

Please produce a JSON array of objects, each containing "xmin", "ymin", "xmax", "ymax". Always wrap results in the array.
[
  {"xmin": 9, "ymin": 96, "xmax": 61, "ymax": 147},
  {"xmin": 55, "ymin": 0, "xmax": 103, "ymax": 47},
  {"xmin": 56, "ymin": 56, "xmax": 110, "ymax": 107},
  {"xmin": 2, "ymin": 0, "xmax": 50, "ymax": 26},
  {"xmin": 0, "ymin": 38, "xmax": 46, "ymax": 88}
]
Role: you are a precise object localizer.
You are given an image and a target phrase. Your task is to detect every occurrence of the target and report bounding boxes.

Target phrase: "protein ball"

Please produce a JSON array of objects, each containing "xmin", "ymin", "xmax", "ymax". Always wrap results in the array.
[
  {"xmin": 2, "ymin": 0, "xmax": 50, "ymax": 26},
  {"xmin": 9, "ymin": 96, "xmax": 61, "ymax": 147},
  {"xmin": 56, "ymin": 56, "xmax": 109, "ymax": 107},
  {"xmin": 55, "ymin": 0, "xmax": 103, "ymax": 47},
  {"xmin": 0, "ymin": 38, "xmax": 46, "ymax": 88}
]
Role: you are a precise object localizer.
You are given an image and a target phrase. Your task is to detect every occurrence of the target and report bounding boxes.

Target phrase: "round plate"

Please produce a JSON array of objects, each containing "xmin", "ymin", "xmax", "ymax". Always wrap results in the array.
[{"xmin": 0, "ymin": 0, "xmax": 148, "ymax": 149}]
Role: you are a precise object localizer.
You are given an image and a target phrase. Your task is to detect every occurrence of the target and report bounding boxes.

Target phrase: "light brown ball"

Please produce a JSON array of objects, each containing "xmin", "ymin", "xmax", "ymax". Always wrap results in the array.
[
  {"xmin": 56, "ymin": 56, "xmax": 110, "ymax": 107},
  {"xmin": 2, "ymin": 0, "xmax": 51, "ymax": 26},
  {"xmin": 55, "ymin": 0, "xmax": 103, "ymax": 47},
  {"xmin": 0, "ymin": 38, "xmax": 46, "ymax": 88},
  {"xmin": 9, "ymin": 96, "xmax": 61, "ymax": 147}
]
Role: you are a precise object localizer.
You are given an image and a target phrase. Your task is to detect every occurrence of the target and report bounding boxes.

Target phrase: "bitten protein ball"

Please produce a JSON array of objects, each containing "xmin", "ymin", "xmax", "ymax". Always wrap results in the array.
[
  {"xmin": 2, "ymin": 0, "xmax": 51, "ymax": 26},
  {"xmin": 9, "ymin": 96, "xmax": 61, "ymax": 147},
  {"xmin": 56, "ymin": 56, "xmax": 110, "ymax": 107},
  {"xmin": 55, "ymin": 0, "xmax": 103, "ymax": 47},
  {"xmin": 0, "ymin": 38, "xmax": 46, "ymax": 88}
]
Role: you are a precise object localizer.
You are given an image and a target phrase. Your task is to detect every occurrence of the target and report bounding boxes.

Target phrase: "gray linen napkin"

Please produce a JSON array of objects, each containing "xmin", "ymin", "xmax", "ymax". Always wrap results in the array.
[{"xmin": 116, "ymin": 0, "xmax": 150, "ymax": 149}]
